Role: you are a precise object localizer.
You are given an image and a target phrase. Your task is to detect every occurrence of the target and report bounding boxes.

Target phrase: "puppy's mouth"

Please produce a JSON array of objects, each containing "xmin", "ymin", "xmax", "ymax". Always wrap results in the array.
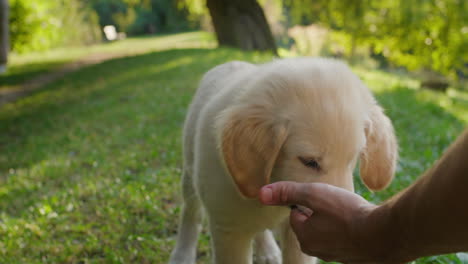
[{"xmin": 289, "ymin": 204, "xmax": 313, "ymax": 217}]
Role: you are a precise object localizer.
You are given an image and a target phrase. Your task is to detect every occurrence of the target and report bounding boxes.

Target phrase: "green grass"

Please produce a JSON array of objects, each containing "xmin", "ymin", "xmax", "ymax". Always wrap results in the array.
[
  {"xmin": 1, "ymin": 31, "xmax": 215, "ymax": 89},
  {"xmin": 0, "ymin": 32, "xmax": 467, "ymax": 263}
]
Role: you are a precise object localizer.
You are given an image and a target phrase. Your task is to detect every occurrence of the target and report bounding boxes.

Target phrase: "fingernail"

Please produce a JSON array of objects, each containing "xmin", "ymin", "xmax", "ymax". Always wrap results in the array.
[{"xmin": 260, "ymin": 187, "xmax": 273, "ymax": 204}]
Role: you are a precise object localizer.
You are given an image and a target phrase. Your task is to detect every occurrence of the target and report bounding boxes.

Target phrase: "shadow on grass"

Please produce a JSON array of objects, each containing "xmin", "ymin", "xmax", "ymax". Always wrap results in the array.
[
  {"xmin": 0, "ymin": 61, "xmax": 69, "ymax": 88},
  {"xmin": 0, "ymin": 48, "xmax": 263, "ymax": 171},
  {"xmin": 0, "ymin": 48, "xmax": 225, "ymax": 206}
]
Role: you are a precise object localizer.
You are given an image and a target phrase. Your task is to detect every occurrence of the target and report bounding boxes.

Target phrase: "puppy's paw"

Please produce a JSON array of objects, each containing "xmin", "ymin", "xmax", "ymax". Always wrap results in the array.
[
  {"xmin": 254, "ymin": 249, "xmax": 282, "ymax": 264},
  {"xmin": 168, "ymin": 251, "xmax": 196, "ymax": 264},
  {"xmin": 254, "ymin": 230, "xmax": 282, "ymax": 264}
]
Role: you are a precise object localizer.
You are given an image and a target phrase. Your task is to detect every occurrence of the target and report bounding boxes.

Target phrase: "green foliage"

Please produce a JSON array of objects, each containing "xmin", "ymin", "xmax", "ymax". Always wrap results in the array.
[
  {"xmin": 90, "ymin": 0, "xmax": 193, "ymax": 35},
  {"xmin": 181, "ymin": 0, "xmax": 468, "ymax": 78},
  {"xmin": 383, "ymin": 0, "xmax": 467, "ymax": 79},
  {"xmin": 1, "ymin": 32, "xmax": 467, "ymax": 263},
  {"xmin": 9, "ymin": 0, "xmax": 102, "ymax": 54},
  {"xmin": 1, "ymin": 31, "xmax": 215, "ymax": 88},
  {"xmin": 285, "ymin": 0, "xmax": 468, "ymax": 79}
]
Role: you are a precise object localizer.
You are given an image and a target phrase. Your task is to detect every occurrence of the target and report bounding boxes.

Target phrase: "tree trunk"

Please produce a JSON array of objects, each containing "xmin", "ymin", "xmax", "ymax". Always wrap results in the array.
[
  {"xmin": 206, "ymin": 0, "xmax": 277, "ymax": 54},
  {"xmin": 0, "ymin": 0, "xmax": 8, "ymax": 73}
]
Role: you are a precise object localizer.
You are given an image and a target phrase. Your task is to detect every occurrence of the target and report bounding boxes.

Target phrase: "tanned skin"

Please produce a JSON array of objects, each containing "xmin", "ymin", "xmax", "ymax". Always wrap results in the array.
[{"xmin": 259, "ymin": 129, "xmax": 468, "ymax": 263}]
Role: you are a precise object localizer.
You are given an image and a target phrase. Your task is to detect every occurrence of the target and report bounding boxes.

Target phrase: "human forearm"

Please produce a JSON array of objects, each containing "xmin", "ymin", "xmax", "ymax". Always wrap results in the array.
[
  {"xmin": 258, "ymin": 130, "xmax": 468, "ymax": 263},
  {"xmin": 367, "ymin": 129, "xmax": 468, "ymax": 262}
]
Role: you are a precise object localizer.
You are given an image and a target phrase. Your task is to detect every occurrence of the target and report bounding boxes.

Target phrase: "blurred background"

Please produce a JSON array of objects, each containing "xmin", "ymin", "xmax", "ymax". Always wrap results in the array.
[
  {"xmin": 1, "ymin": 0, "xmax": 467, "ymax": 83},
  {"xmin": 0, "ymin": 0, "xmax": 467, "ymax": 263}
]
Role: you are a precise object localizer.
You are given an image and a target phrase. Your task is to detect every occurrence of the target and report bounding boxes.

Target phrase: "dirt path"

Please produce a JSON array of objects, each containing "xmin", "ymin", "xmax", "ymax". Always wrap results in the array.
[{"xmin": 0, "ymin": 52, "xmax": 134, "ymax": 107}]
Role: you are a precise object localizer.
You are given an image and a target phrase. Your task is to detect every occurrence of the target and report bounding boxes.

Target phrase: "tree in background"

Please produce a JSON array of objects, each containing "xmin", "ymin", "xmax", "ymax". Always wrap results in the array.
[
  {"xmin": 206, "ymin": 0, "xmax": 277, "ymax": 54},
  {"xmin": 181, "ymin": 0, "xmax": 466, "ymax": 78},
  {"xmin": 6, "ymin": 0, "xmax": 192, "ymax": 55},
  {"xmin": 182, "ymin": 0, "xmax": 277, "ymax": 54},
  {"xmin": 92, "ymin": 0, "xmax": 278, "ymax": 52},
  {"xmin": 9, "ymin": 0, "xmax": 101, "ymax": 54},
  {"xmin": 286, "ymin": 0, "xmax": 467, "ymax": 79},
  {"xmin": 0, "ymin": 0, "xmax": 8, "ymax": 73},
  {"xmin": 4, "ymin": 0, "xmax": 466, "ymax": 80}
]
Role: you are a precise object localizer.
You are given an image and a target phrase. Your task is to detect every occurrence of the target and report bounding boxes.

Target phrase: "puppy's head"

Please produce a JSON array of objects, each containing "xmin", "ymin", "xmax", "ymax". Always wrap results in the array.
[{"xmin": 216, "ymin": 59, "xmax": 398, "ymax": 198}]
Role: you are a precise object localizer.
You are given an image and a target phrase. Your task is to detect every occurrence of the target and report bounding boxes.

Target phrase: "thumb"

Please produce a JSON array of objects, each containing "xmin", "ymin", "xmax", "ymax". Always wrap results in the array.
[{"xmin": 259, "ymin": 181, "xmax": 318, "ymax": 209}]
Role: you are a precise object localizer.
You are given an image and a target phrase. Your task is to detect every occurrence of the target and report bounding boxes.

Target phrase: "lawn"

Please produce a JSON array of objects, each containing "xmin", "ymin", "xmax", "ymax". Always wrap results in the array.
[
  {"xmin": 0, "ymin": 32, "xmax": 467, "ymax": 263},
  {"xmin": 1, "ymin": 31, "xmax": 215, "ymax": 89}
]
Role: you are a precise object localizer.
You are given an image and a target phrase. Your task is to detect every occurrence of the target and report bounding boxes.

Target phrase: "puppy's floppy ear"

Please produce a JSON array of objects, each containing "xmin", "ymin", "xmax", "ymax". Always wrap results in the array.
[
  {"xmin": 360, "ymin": 105, "xmax": 398, "ymax": 191},
  {"xmin": 217, "ymin": 105, "xmax": 288, "ymax": 198}
]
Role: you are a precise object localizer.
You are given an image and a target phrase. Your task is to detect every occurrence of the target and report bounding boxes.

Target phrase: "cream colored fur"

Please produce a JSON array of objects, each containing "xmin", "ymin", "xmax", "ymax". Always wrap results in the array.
[{"xmin": 169, "ymin": 58, "xmax": 398, "ymax": 264}]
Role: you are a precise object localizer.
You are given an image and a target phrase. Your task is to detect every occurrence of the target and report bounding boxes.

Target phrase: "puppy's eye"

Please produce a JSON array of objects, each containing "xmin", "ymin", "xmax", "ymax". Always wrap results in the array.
[{"xmin": 298, "ymin": 157, "xmax": 321, "ymax": 170}]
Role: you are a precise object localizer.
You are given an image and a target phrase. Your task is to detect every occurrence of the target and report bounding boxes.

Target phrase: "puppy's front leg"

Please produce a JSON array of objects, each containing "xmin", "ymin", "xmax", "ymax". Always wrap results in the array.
[
  {"xmin": 280, "ymin": 220, "xmax": 317, "ymax": 264},
  {"xmin": 210, "ymin": 222, "xmax": 255, "ymax": 264},
  {"xmin": 254, "ymin": 230, "xmax": 282, "ymax": 264}
]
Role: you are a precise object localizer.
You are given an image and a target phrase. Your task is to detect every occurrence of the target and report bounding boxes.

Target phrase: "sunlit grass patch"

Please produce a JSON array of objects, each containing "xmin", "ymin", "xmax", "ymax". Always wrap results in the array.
[{"xmin": 1, "ymin": 31, "xmax": 216, "ymax": 89}]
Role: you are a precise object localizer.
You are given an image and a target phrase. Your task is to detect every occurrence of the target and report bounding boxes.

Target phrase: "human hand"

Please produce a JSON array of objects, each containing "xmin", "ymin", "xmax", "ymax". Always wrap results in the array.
[{"xmin": 258, "ymin": 181, "xmax": 392, "ymax": 263}]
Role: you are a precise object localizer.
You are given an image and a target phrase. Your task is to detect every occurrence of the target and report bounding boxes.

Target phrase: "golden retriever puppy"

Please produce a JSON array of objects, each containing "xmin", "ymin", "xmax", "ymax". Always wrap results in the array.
[{"xmin": 169, "ymin": 58, "xmax": 397, "ymax": 264}]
